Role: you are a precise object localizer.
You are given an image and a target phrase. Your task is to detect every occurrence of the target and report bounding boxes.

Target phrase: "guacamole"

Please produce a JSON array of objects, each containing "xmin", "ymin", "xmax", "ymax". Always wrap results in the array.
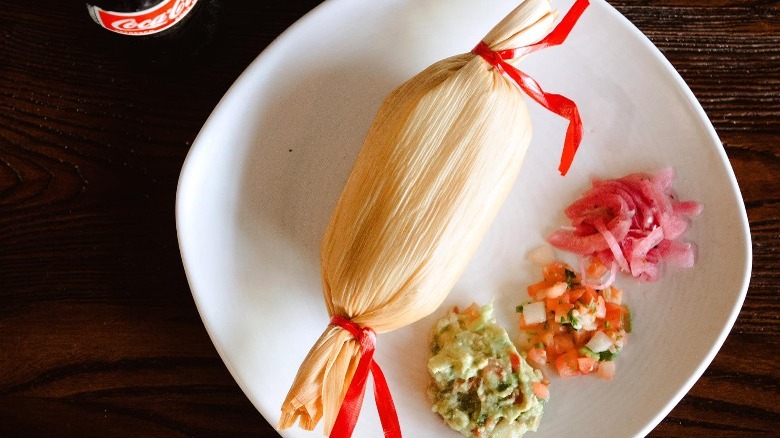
[{"xmin": 428, "ymin": 303, "xmax": 546, "ymax": 438}]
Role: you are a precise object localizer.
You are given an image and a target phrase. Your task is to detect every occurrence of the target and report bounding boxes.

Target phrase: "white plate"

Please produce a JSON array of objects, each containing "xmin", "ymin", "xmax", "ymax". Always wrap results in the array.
[{"xmin": 176, "ymin": 0, "xmax": 751, "ymax": 436}]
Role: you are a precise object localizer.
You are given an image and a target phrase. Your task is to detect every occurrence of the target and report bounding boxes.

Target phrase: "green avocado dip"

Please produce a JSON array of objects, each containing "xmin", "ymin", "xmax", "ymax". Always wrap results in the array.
[{"xmin": 428, "ymin": 303, "xmax": 546, "ymax": 438}]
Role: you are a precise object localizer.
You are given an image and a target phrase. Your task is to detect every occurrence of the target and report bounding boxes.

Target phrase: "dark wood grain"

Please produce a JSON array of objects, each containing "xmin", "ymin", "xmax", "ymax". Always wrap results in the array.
[{"xmin": 0, "ymin": 0, "xmax": 777, "ymax": 436}]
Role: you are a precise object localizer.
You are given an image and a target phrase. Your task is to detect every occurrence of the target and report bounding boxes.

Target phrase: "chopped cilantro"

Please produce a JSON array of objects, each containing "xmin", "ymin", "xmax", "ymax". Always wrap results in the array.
[
  {"xmin": 534, "ymin": 342, "xmax": 544, "ymax": 349},
  {"xmin": 459, "ymin": 390, "xmax": 481, "ymax": 416},
  {"xmin": 515, "ymin": 305, "xmax": 523, "ymax": 313},
  {"xmin": 566, "ymin": 309, "xmax": 582, "ymax": 330},
  {"xmin": 564, "ymin": 268, "xmax": 577, "ymax": 288},
  {"xmin": 599, "ymin": 350, "xmax": 619, "ymax": 361}
]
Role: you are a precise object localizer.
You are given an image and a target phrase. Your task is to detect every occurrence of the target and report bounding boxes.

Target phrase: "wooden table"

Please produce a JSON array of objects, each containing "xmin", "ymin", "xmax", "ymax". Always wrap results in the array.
[{"xmin": 0, "ymin": 0, "xmax": 777, "ymax": 436}]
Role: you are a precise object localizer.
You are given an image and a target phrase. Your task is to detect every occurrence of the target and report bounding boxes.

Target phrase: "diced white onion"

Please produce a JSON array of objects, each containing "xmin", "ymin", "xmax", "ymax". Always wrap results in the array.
[
  {"xmin": 578, "ymin": 312, "xmax": 597, "ymax": 331},
  {"xmin": 545, "ymin": 282, "xmax": 568, "ymax": 299},
  {"xmin": 523, "ymin": 301, "xmax": 547, "ymax": 325},
  {"xmin": 586, "ymin": 331, "xmax": 613, "ymax": 353}
]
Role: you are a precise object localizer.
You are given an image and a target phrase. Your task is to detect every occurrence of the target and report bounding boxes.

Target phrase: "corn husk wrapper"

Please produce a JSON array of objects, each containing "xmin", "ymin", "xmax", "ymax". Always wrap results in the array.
[{"xmin": 279, "ymin": 0, "xmax": 558, "ymax": 433}]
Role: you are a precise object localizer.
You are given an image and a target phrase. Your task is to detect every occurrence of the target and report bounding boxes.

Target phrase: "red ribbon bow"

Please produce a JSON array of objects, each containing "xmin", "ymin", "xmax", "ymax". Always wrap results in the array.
[
  {"xmin": 472, "ymin": 0, "xmax": 590, "ymax": 176},
  {"xmin": 329, "ymin": 315, "xmax": 401, "ymax": 438}
]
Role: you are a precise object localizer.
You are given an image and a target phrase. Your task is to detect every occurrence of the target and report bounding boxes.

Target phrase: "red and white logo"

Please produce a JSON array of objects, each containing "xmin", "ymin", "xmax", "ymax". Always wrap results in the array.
[{"xmin": 87, "ymin": 0, "xmax": 199, "ymax": 36}]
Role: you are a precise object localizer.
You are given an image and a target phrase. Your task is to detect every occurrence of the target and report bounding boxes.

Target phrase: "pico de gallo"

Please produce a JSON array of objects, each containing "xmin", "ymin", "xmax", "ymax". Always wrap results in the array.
[{"xmin": 517, "ymin": 261, "xmax": 632, "ymax": 380}]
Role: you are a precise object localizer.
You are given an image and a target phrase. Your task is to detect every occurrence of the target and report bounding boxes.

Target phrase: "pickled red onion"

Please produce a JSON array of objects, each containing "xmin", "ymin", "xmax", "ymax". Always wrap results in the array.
[{"xmin": 548, "ymin": 168, "xmax": 701, "ymax": 284}]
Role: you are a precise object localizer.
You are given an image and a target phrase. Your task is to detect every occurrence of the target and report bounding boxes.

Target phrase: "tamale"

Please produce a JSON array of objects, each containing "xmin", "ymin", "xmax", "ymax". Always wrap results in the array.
[{"xmin": 279, "ymin": 0, "xmax": 585, "ymax": 434}]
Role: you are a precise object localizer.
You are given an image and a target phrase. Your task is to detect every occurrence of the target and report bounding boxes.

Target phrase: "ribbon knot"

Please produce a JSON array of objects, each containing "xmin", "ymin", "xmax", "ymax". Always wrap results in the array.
[
  {"xmin": 474, "ymin": 47, "xmax": 514, "ymax": 72},
  {"xmin": 329, "ymin": 315, "xmax": 401, "ymax": 438},
  {"xmin": 472, "ymin": 0, "xmax": 590, "ymax": 176},
  {"xmin": 333, "ymin": 314, "xmax": 376, "ymax": 353}
]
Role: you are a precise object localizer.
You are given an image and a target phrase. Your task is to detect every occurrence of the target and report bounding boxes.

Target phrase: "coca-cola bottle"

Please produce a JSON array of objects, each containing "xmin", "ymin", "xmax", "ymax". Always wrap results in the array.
[{"xmin": 86, "ymin": 0, "xmax": 223, "ymax": 64}]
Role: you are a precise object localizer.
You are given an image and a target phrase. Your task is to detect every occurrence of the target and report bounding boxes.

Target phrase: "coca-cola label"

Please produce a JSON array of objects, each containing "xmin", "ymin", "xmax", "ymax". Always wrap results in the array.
[{"xmin": 87, "ymin": 0, "xmax": 199, "ymax": 36}]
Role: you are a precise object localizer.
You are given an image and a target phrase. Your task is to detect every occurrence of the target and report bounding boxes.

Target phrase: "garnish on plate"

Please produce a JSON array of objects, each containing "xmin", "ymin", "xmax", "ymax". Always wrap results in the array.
[
  {"xmin": 547, "ymin": 168, "xmax": 702, "ymax": 285},
  {"xmin": 428, "ymin": 303, "xmax": 547, "ymax": 437},
  {"xmin": 518, "ymin": 261, "xmax": 631, "ymax": 380}
]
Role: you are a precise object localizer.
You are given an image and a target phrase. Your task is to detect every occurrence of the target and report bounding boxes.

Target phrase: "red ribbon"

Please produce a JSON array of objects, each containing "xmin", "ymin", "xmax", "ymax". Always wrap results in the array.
[
  {"xmin": 472, "ymin": 0, "xmax": 590, "ymax": 176},
  {"xmin": 329, "ymin": 315, "xmax": 401, "ymax": 438}
]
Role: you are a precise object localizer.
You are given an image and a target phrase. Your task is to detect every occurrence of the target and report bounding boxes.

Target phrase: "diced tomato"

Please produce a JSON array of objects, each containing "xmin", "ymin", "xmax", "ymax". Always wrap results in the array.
[
  {"xmin": 578, "ymin": 356, "xmax": 596, "ymax": 374},
  {"xmin": 536, "ymin": 330, "xmax": 555, "ymax": 348},
  {"xmin": 542, "ymin": 262, "xmax": 568, "ymax": 284},
  {"xmin": 555, "ymin": 350, "xmax": 580, "ymax": 378},
  {"xmin": 509, "ymin": 352, "xmax": 521, "ymax": 372},
  {"xmin": 581, "ymin": 287, "xmax": 597, "ymax": 305},
  {"xmin": 605, "ymin": 302, "xmax": 624, "ymax": 329},
  {"xmin": 554, "ymin": 302, "xmax": 574, "ymax": 323},
  {"xmin": 597, "ymin": 360, "xmax": 616, "ymax": 380},
  {"xmin": 527, "ymin": 347, "xmax": 547, "ymax": 368},
  {"xmin": 547, "ymin": 320, "xmax": 564, "ymax": 334},
  {"xmin": 533, "ymin": 381, "xmax": 549, "ymax": 399},
  {"xmin": 568, "ymin": 286, "xmax": 586, "ymax": 303},
  {"xmin": 452, "ymin": 303, "xmax": 480, "ymax": 323},
  {"xmin": 460, "ymin": 303, "xmax": 481, "ymax": 322},
  {"xmin": 544, "ymin": 346, "xmax": 558, "ymax": 363},
  {"xmin": 571, "ymin": 329, "xmax": 591, "ymax": 347},
  {"xmin": 527, "ymin": 280, "xmax": 550, "ymax": 300},
  {"xmin": 550, "ymin": 333, "xmax": 575, "ymax": 356},
  {"xmin": 545, "ymin": 296, "xmax": 560, "ymax": 313},
  {"xmin": 544, "ymin": 333, "xmax": 570, "ymax": 363}
]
